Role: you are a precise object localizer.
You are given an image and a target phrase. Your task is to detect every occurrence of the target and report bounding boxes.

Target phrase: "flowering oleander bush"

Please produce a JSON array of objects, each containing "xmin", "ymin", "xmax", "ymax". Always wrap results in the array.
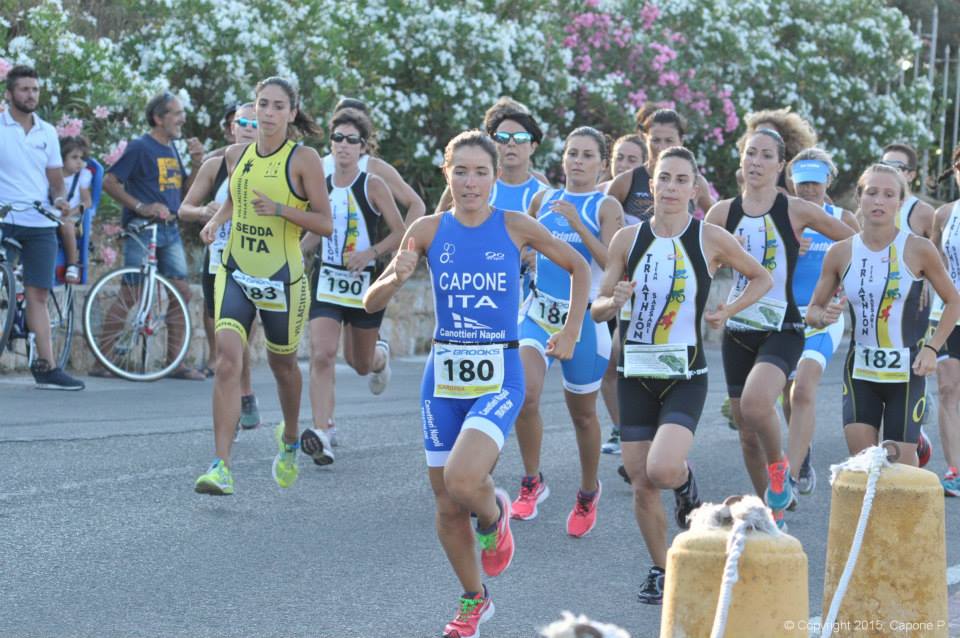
[{"xmin": 0, "ymin": 0, "xmax": 937, "ymax": 208}]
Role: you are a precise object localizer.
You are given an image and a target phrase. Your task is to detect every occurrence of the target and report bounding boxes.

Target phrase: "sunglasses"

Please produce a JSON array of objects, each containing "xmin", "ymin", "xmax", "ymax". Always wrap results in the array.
[
  {"xmin": 881, "ymin": 159, "xmax": 913, "ymax": 172},
  {"xmin": 331, "ymin": 132, "xmax": 364, "ymax": 145},
  {"xmin": 235, "ymin": 118, "xmax": 258, "ymax": 129},
  {"xmin": 493, "ymin": 131, "xmax": 534, "ymax": 145}
]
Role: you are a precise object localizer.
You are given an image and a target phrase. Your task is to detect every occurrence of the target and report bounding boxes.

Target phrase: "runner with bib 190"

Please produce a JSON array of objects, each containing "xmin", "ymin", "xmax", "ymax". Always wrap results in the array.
[
  {"xmin": 513, "ymin": 127, "xmax": 625, "ymax": 537},
  {"xmin": 592, "ymin": 146, "xmax": 772, "ymax": 605},
  {"xmin": 195, "ymin": 77, "xmax": 333, "ymax": 496},
  {"xmin": 780, "ymin": 148, "xmax": 859, "ymax": 503},
  {"xmin": 363, "ymin": 130, "xmax": 589, "ymax": 638},
  {"xmin": 705, "ymin": 128, "xmax": 854, "ymax": 529},
  {"xmin": 298, "ymin": 107, "xmax": 405, "ymax": 466},
  {"xmin": 807, "ymin": 163, "xmax": 960, "ymax": 466}
]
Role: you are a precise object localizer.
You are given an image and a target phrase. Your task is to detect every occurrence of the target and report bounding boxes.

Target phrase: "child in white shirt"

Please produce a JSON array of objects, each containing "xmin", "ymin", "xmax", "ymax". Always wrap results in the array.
[{"xmin": 59, "ymin": 136, "xmax": 92, "ymax": 283}]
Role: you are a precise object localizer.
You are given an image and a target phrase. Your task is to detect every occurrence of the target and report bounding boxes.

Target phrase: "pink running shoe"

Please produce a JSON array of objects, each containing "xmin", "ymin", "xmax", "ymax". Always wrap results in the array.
[
  {"xmin": 477, "ymin": 489, "xmax": 514, "ymax": 577},
  {"xmin": 566, "ymin": 481, "xmax": 602, "ymax": 538},
  {"xmin": 442, "ymin": 585, "xmax": 495, "ymax": 638},
  {"xmin": 511, "ymin": 473, "xmax": 550, "ymax": 520}
]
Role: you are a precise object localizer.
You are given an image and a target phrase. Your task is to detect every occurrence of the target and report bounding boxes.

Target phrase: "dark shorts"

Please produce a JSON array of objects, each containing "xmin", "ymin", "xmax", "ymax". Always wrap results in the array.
[
  {"xmin": 214, "ymin": 268, "xmax": 308, "ymax": 355},
  {"xmin": 0, "ymin": 224, "xmax": 58, "ymax": 289},
  {"xmin": 938, "ymin": 325, "xmax": 960, "ymax": 361},
  {"xmin": 308, "ymin": 265, "xmax": 384, "ymax": 328},
  {"xmin": 722, "ymin": 327, "xmax": 804, "ymax": 398},
  {"xmin": 618, "ymin": 373, "xmax": 708, "ymax": 442},
  {"xmin": 842, "ymin": 347, "xmax": 925, "ymax": 444}
]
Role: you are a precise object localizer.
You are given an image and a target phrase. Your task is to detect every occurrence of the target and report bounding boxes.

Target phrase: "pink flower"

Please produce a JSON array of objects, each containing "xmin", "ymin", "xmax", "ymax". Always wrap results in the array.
[
  {"xmin": 0, "ymin": 58, "xmax": 11, "ymax": 80},
  {"xmin": 640, "ymin": 3, "xmax": 660, "ymax": 30},
  {"xmin": 658, "ymin": 71, "xmax": 680, "ymax": 86},
  {"xmin": 56, "ymin": 116, "xmax": 84, "ymax": 137},
  {"xmin": 100, "ymin": 222, "xmax": 123, "ymax": 237},
  {"xmin": 93, "ymin": 105, "xmax": 110, "ymax": 119},
  {"xmin": 104, "ymin": 140, "xmax": 128, "ymax": 166},
  {"xmin": 711, "ymin": 127, "xmax": 725, "ymax": 144},
  {"xmin": 628, "ymin": 89, "xmax": 648, "ymax": 109},
  {"xmin": 99, "ymin": 245, "xmax": 117, "ymax": 267},
  {"xmin": 585, "ymin": 0, "xmax": 600, "ymax": 6}
]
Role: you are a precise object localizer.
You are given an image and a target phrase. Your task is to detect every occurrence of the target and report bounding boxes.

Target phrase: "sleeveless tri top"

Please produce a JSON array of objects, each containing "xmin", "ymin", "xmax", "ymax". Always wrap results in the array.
[
  {"xmin": 898, "ymin": 195, "xmax": 919, "ymax": 235},
  {"xmin": 535, "ymin": 189, "xmax": 606, "ymax": 301},
  {"xmin": 223, "ymin": 140, "xmax": 309, "ymax": 281},
  {"xmin": 428, "ymin": 209, "xmax": 520, "ymax": 343},
  {"xmin": 842, "ymin": 231, "xmax": 924, "ymax": 350},
  {"xmin": 793, "ymin": 202, "xmax": 844, "ymax": 308},
  {"xmin": 489, "ymin": 175, "xmax": 548, "ymax": 213},
  {"xmin": 620, "ymin": 217, "xmax": 712, "ymax": 374},
  {"xmin": 724, "ymin": 192, "xmax": 802, "ymax": 330},
  {"xmin": 623, "ymin": 166, "xmax": 653, "ymax": 222},
  {"xmin": 321, "ymin": 171, "xmax": 382, "ymax": 273}
]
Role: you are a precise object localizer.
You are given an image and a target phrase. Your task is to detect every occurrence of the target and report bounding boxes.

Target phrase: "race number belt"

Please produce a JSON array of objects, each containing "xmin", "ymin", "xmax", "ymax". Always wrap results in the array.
[
  {"xmin": 727, "ymin": 296, "xmax": 787, "ymax": 331},
  {"xmin": 623, "ymin": 343, "xmax": 690, "ymax": 379},
  {"xmin": 852, "ymin": 345, "xmax": 910, "ymax": 383},
  {"xmin": 231, "ymin": 270, "xmax": 287, "ymax": 312},
  {"xmin": 315, "ymin": 264, "xmax": 371, "ymax": 309},
  {"xmin": 433, "ymin": 341, "xmax": 508, "ymax": 399},
  {"xmin": 527, "ymin": 289, "xmax": 583, "ymax": 340},
  {"xmin": 619, "ymin": 297, "xmax": 632, "ymax": 322}
]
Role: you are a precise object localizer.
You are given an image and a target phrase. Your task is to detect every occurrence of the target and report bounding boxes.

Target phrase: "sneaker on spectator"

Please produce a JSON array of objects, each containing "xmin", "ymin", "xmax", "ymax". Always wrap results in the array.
[{"xmin": 31, "ymin": 358, "xmax": 84, "ymax": 391}]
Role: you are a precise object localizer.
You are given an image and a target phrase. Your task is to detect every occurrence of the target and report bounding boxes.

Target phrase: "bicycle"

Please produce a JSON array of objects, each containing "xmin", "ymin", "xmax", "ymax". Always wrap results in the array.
[
  {"xmin": 82, "ymin": 218, "xmax": 192, "ymax": 381},
  {"xmin": 0, "ymin": 201, "xmax": 74, "ymax": 369}
]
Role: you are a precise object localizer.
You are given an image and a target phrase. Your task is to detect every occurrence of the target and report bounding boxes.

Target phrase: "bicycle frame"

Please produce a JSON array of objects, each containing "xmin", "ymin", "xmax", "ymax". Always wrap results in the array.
[{"xmin": 123, "ymin": 222, "xmax": 162, "ymax": 337}]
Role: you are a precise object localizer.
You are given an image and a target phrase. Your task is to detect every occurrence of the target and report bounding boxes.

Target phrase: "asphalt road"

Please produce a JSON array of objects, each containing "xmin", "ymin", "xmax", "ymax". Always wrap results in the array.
[{"xmin": 1, "ymin": 346, "xmax": 958, "ymax": 638}]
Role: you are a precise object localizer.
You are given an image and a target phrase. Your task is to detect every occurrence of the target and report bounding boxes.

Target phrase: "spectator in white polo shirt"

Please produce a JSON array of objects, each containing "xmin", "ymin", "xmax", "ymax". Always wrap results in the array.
[{"xmin": 0, "ymin": 65, "xmax": 84, "ymax": 390}]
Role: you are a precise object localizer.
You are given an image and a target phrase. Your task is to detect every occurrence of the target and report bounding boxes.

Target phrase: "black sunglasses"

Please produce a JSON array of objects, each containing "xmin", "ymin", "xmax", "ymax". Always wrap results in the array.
[
  {"xmin": 331, "ymin": 132, "xmax": 364, "ymax": 145},
  {"xmin": 493, "ymin": 131, "xmax": 534, "ymax": 145}
]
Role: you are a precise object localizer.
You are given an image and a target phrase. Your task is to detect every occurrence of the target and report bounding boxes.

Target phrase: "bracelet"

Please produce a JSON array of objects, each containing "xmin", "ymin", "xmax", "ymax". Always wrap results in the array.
[
  {"xmin": 134, "ymin": 201, "xmax": 144, "ymax": 213},
  {"xmin": 53, "ymin": 196, "xmax": 67, "ymax": 206},
  {"xmin": 923, "ymin": 344, "xmax": 939, "ymax": 355},
  {"xmin": 274, "ymin": 202, "xmax": 283, "ymax": 217}
]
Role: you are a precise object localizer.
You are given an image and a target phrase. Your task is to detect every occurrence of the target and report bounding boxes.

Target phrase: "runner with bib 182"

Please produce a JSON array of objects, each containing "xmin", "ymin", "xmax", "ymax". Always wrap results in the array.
[{"xmin": 363, "ymin": 130, "xmax": 590, "ymax": 638}]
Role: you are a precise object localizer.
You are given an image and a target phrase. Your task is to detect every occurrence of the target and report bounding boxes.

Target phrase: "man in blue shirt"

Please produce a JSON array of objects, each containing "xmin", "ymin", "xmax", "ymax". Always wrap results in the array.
[
  {"xmin": 0, "ymin": 65, "xmax": 84, "ymax": 390},
  {"xmin": 102, "ymin": 91, "xmax": 206, "ymax": 380}
]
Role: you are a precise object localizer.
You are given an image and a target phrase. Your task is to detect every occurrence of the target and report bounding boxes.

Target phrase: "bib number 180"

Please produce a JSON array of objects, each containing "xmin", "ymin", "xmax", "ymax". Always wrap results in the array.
[
  {"xmin": 443, "ymin": 358, "xmax": 495, "ymax": 383},
  {"xmin": 433, "ymin": 344, "xmax": 505, "ymax": 399}
]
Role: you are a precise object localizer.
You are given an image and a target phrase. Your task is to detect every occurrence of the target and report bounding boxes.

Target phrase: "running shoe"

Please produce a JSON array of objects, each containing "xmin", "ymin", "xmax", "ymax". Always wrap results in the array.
[
  {"xmin": 477, "ymin": 489, "xmax": 514, "ymax": 577},
  {"xmin": 327, "ymin": 422, "xmax": 339, "ymax": 447},
  {"xmin": 637, "ymin": 566, "xmax": 665, "ymax": 605},
  {"xmin": 764, "ymin": 457, "xmax": 794, "ymax": 513},
  {"xmin": 942, "ymin": 469, "xmax": 960, "ymax": 497},
  {"xmin": 618, "ymin": 464, "xmax": 631, "ymax": 484},
  {"xmin": 601, "ymin": 428, "xmax": 621, "ymax": 455},
  {"xmin": 787, "ymin": 477, "xmax": 799, "ymax": 511},
  {"xmin": 233, "ymin": 420, "xmax": 240, "ymax": 443},
  {"xmin": 239, "ymin": 394, "xmax": 261, "ymax": 430},
  {"xmin": 31, "ymin": 359, "xmax": 84, "ymax": 391},
  {"xmin": 673, "ymin": 465, "xmax": 701, "ymax": 530},
  {"xmin": 442, "ymin": 585, "xmax": 494, "ymax": 638},
  {"xmin": 368, "ymin": 339, "xmax": 392, "ymax": 395},
  {"xmin": 772, "ymin": 508, "xmax": 787, "ymax": 531},
  {"xmin": 272, "ymin": 423, "xmax": 300, "ymax": 488},
  {"xmin": 194, "ymin": 459, "xmax": 234, "ymax": 495},
  {"xmin": 300, "ymin": 427, "xmax": 335, "ymax": 466},
  {"xmin": 566, "ymin": 481, "xmax": 602, "ymax": 538},
  {"xmin": 797, "ymin": 447, "xmax": 816, "ymax": 495},
  {"xmin": 917, "ymin": 429, "xmax": 932, "ymax": 468},
  {"xmin": 721, "ymin": 396, "xmax": 736, "ymax": 430},
  {"xmin": 511, "ymin": 473, "xmax": 550, "ymax": 520}
]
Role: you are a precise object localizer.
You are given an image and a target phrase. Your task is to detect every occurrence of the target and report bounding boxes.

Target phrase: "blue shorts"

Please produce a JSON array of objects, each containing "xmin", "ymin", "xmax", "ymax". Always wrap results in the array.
[
  {"xmin": 420, "ymin": 347, "xmax": 525, "ymax": 467},
  {"xmin": 519, "ymin": 313, "xmax": 611, "ymax": 394},
  {"xmin": 123, "ymin": 222, "xmax": 188, "ymax": 281},
  {"xmin": 0, "ymin": 224, "xmax": 57, "ymax": 289},
  {"xmin": 790, "ymin": 310, "xmax": 844, "ymax": 379}
]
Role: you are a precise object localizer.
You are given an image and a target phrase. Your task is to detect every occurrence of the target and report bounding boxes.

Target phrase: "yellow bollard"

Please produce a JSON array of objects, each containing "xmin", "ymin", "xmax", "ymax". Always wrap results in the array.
[
  {"xmin": 661, "ymin": 499, "xmax": 808, "ymax": 638},
  {"xmin": 822, "ymin": 462, "xmax": 947, "ymax": 637}
]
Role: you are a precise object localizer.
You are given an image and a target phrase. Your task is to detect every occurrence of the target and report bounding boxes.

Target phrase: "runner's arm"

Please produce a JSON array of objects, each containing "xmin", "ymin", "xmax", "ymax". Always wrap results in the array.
[
  {"xmin": 371, "ymin": 157, "xmax": 426, "ymax": 222},
  {"xmin": 591, "ymin": 226, "xmax": 633, "ymax": 323},
  {"xmin": 791, "ymin": 197, "xmax": 855, "ymax": 241},
  {"xmin": 271, "ymin": 146, "xmax": 332, "ymax": 236},
  {"xmin": 179, "ymin": 158, "xmax": 221, "ymax": 223},
  {"xmin": 364, "ymin": 217, "xmax": 436, "ymax": 313},
  {"xmin": 702, "ymin": 223, "xmax": 773, "ymax": 320},
  {"xmin": 805, "ymin": 241, "xmax": 849, "ymax": 328},
  {"xmin": 911, "ymin": 236, "xmax": 960, "ymax": 351}
]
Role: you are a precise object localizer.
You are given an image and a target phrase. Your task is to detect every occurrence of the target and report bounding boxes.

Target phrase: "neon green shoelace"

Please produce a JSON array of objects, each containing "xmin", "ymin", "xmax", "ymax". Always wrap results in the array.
[
  {"xmin": 476, "ymin": 530, "xmax": 498, "ymax": 552},
  {"xmin": 456, "ymin": 595, "xmax": 484, "ymax": 620}
]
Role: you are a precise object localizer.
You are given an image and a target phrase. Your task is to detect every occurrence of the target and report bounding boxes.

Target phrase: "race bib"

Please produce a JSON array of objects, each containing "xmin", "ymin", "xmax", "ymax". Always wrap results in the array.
[
  {"xmin": 433, "ymin": 343, "xmax": 505, "ymax": 399},
  {"xmin": 315, "ymin": 264, "xmax": 370, "ymax": 309},
  {"xmin": 852, "ymin": 345, "xmax": 910, "ymax": 383},
  {"xmin": 623, "ymin": 343, "xmax": 690, "ymax": 379},
  {"xmin": 207, "ymin": 225, "xmax": 230, "ymax": 275},
  {"xmin": 231, "ymin": 270, "xmax": 287, "ymax": 312},
  {"xmin": 619, "ymin": 297, "xmax": 633, "ymax": 323},
  {"xmin": 527, "ymin": 289, "xmax": 569, "ymax": 335},
  {"xmin": 726, "ymin": 296, "xmax": 787, "ymax": 331},
  {"xmin": 929, "ymin": 293, "xmax": 945, "ymax": 326}
]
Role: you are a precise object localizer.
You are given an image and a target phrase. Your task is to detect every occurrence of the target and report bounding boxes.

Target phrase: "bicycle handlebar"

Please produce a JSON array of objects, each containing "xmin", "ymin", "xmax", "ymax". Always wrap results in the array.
[{"xmin": 0, "ymin": 201, "xmax": 64, "ymax": 226}]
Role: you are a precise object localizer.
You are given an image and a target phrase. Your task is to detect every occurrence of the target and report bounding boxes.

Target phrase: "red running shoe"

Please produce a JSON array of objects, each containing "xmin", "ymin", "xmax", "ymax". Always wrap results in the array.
[
  {"xmin": 566, "ymin": 481, "xmax": 602, "ymax": 538},
  {"xmin": 917, "ymin": 429, "xmax": 932, "ymax": 468},
  {"xmin": 442, "ymin": 585, "xmax": 494, "ymax": 638},
  {"xmin": 477, "ymin": 489, "xmax": 514, "ymax": 577},
  {"xmin": 511, "ymin": 473, "xmax": 550, "ymax": 520}
]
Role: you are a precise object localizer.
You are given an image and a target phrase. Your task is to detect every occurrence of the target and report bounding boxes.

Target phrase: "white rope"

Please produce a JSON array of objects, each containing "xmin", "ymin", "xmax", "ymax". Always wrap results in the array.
[
  {"xmin": 819, "ymin": 446, "xmax": 889, "ymax": 638},
  {"xmin": 709, "ymin": 518, "xmax": 750, "ymax": 638}
]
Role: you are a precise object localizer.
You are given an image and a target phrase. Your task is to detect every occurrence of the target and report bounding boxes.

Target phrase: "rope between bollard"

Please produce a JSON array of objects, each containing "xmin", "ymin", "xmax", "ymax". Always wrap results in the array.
[
  {"xmin": 818, "ymin": 446, "xmax": 887, "ymax": 638},
  {"xmin": 709, "ymin": 519, "xmax": 750, "ymax": 638}
]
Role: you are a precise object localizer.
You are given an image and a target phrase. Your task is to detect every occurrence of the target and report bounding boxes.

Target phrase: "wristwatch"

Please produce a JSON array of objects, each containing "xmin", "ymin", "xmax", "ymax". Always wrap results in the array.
[{"xmin": 135, "ymin": 201, "xmax": 145, "ymax": 213}]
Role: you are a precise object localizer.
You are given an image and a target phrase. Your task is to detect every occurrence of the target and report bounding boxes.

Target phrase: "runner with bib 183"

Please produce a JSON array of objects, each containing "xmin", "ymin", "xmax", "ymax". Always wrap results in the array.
[{"xmin": 363, "ymin": 130, "xmax": 590, "ymax": 638}]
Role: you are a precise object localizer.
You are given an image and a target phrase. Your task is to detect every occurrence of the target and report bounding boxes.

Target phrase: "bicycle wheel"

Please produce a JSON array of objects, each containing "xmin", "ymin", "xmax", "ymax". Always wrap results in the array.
[
  {"xmin": 0, "ymin": 262, "xmax": 14, "ymax": 354},
  {"xmin": 45, "ymin": 283, "xmax": 74, "ymax": 369},
  {"xmin": 83, "ymin": 267, "xmax": 192, "ymax": 381}
]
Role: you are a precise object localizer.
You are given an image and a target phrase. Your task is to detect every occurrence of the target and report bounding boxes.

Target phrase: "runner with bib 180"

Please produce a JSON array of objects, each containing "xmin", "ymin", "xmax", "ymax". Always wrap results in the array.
[
  {"xmin": 807, "ymin": 163, "xmax": 960, "ymax": 466},
  {"xmin": 705, "ymin": 128, "xmax": 854, "ymax": 529},
  {"xmin": 363, "ymin": 130, "xmax": 590, "ymax": 638},
  {"xmin": 195, "ymin": 77, "xmax": 333, "ymax": 496},
  {"xmin": 513, "ymin": 127, "xmax": 625, "ymax": 537},
  {"xmin": 298, "ymin": 107, "xmax": 405, "ymax": 466},
  {"xmin": 592, "ymin": 146, "xmax": 772, "ymax": 605}
]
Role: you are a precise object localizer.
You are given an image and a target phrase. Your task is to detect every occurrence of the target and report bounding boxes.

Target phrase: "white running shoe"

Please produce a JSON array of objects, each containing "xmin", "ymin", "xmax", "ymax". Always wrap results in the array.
[
  {"xmin": 300, "ymin": 427, "xmax": 335, "ymax": 466},
  {"xmin": 368, "ymin": 340, "xmax": 392, "ymax": 395}
]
